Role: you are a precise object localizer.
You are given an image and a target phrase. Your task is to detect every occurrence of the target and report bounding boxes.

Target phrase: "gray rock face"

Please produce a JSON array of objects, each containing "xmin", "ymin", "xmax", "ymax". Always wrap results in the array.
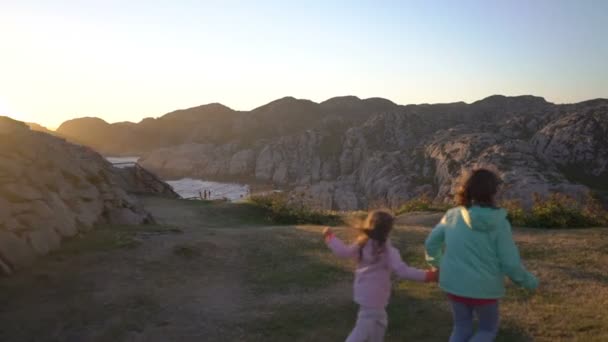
[
  {"xmin": 229, "ymin": 149, "xmax": 256, "ymax": 176},
  {"xmin": 255, "ymin": 131, "xmax": 329, "ymax": 185},
  {"xmin": 105, "ymin": 207, "xmax": 148, "ymax": 225},
  {"xmin": 254, "ymin": 146, "xmax": 274, "ymax": 181},
  {"xmin": 532, "ymin": 108, "xmax": 608, "ymax": 187},
  {"xmin": 0, "ymin": 117, "xmax": 156, "ymax": 275},
  {"xmin": 113, "ymin": 164, "xmax": 180, "ymax": 198},
  {"xmin": 425, "ymin": 130, "xmax": 589, "ymax": 207},
  {"xmin": 93, "ymin": 97, "xmax": 608, "ymax": 210},
  {"xmin": 139, "ymin": 143, "xmax": 237, "ymax": 180}
]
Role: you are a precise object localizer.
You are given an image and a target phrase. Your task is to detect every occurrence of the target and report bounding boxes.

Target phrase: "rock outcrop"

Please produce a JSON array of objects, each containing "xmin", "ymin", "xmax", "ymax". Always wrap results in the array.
[
  {"xmin": 113, "ymin": 164, "xmax": 180, "ymax": 198},
  {"xmin": 59, "ymin": 95, "xmax": 608, "ymax": 210},
  {"xmin": 532, "ymin": 106, "xmax": 608, "ymax": 188},
  {"xmin": 0, "ymin": 117, "xmax": 156, "ymax": 275}
]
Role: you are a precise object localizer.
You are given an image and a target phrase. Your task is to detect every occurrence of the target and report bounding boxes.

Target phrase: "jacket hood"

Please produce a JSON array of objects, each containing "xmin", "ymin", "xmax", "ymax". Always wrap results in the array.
[{"xmin": 460, "ymin": 206, "xmax": 507, "ymax": 232}]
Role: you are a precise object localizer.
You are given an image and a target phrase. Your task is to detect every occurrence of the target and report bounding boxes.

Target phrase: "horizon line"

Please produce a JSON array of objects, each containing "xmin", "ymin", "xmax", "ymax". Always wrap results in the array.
[{"xmin": 9, "ymin": 93, "xmax": 608, "ymax": 130}]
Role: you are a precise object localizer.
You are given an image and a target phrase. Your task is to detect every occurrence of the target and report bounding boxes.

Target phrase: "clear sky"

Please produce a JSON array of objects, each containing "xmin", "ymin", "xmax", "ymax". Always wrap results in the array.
[{"xmin": 1, "ymin": 0, "xmax": 607, "ymax": 129}]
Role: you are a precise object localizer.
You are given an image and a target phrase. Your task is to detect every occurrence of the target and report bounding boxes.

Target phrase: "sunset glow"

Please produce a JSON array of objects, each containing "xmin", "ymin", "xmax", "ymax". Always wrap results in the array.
[{"xmin": 1, "ymin": 0, "xmax": 607, "ymax": 128}]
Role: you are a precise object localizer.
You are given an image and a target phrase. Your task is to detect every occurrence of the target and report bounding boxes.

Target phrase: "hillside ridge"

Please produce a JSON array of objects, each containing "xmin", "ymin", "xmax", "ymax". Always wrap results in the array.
[{"xmin": 47, "ymin": 95, "xmax": 608, "ymax": 210}]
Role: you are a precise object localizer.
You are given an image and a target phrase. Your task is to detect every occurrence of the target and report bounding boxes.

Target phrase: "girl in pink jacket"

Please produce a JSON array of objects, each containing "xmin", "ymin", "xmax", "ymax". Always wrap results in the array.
[{"xmin": 324, "ymin": 210, "xmax": 437, "ymax": 342}]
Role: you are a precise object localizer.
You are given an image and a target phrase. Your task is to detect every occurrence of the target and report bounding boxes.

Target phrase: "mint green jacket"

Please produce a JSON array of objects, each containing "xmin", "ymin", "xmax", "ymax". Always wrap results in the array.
[{"xmin": 425, "ymin": 206, "xmax": 538, "ymax": 299}]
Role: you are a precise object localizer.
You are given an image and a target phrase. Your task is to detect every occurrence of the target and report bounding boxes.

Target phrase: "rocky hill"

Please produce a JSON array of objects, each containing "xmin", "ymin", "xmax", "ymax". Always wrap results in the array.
[
  {"xmin": 56, "ymin": 96, "xmax": 399, "ymax": 155},
  {"xmin": 56, "ymin": 95, "xmax": 608, "ymax": 210},
  {"xmin": 0, "ymin": 117, "xmax": 168, "ymax": 275},
  {"xmin": 26, "ymin": 122, "xmax": 56, "ymax": 135}
]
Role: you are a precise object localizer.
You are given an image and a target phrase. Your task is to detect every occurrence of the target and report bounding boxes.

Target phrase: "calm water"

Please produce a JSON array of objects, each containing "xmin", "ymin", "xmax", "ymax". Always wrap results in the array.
[
  {"xmin": 105, "ymin": 156, "xmax": 249, "ymax": 201},
  {"xmin": 106, "ymin": 156, "xmax": 140, "ymax": 168},
  {"xmin": 166, "ymin": 178, "xmax": 250, "ymax": 201}
]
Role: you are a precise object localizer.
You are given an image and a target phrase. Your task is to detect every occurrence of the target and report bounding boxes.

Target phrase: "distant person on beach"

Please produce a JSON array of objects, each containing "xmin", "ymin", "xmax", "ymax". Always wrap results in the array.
[
  {"xmin": 323, "ymin": 210, "xmax": 438, "ymax": 342},
  {"xmin": 425, "ymin": 169, "xmax": 539, "ymax": 342}
]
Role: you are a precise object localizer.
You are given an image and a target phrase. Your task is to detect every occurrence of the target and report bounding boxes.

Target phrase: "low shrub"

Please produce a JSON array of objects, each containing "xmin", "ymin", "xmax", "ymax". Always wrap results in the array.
[
  {"xmin": 500, "ymin": 199, "xmax": 528, "ymax": 226},
  {"xmin": 248, "ymin": 192, "xmax": 342, "ymax": 226},
  {"xmin": 395, "ymin": 193, "xmax": 608, "ymax": 228},
  {"xmin": 395, "ymin": 195, "xmax": 451, "ymax": 215},
  {"xmin": 502, "ymin": 193, "xmax": 608, "ymax": 228}
]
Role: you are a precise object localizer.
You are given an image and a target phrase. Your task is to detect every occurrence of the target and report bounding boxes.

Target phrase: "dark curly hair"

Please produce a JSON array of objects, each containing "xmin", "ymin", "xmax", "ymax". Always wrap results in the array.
[{"xmin": 455, "ymin": 168, "xmax": 502, "ymax": 207}]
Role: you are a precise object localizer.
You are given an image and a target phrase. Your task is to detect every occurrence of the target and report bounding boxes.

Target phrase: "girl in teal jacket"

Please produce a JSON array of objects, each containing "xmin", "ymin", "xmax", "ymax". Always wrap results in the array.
[{"xmin": 425, "ymin": 169, "xmax": 538, "ymax": 342}]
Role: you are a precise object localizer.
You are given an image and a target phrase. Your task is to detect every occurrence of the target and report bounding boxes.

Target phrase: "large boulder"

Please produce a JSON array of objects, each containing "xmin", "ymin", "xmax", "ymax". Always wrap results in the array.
[
  {"xmin": 0, "ymin": 183, "xmax": 44, "ymax": 202},
  {"xmin": 0, "ymin": 230, "xmax": 36, "ymax": 274},
  {"xmin": 25, "ymin": 225, "xmax": 62, "ymax": 256},
  {"xmin": 0, "ymin": 117, "xmax": 157, "ymax": 275}
]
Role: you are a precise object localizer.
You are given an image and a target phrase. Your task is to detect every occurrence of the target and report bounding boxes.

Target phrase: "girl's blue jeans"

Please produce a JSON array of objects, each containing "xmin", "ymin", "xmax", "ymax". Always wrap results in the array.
[{"xmin": 449, "ymin": 300, "xmax": 500, "ymax": 342}]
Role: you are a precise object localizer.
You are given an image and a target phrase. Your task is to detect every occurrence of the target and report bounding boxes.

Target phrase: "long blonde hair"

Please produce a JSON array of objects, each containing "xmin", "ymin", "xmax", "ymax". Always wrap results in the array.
[{"xmin": 356, "ymin": 210, "xmax": 394, "ymax": 261}]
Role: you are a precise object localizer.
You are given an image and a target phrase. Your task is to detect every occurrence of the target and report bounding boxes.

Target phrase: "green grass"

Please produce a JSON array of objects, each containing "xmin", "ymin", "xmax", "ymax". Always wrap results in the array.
[
  {"xmin": 246, "ymin": 288, "xmax": 453, "ymax": 342},
  {"xmin": 2, "ymin": 196, "xmax": 608, "ymax": 341},
  {"xmin": 52, "ymin": 224, "xmax": 182, "ymax": 258},
  {"xmin": 248, "ymin": 302, "xmax": 358, "ymax": 341},
  {"xmin": 140, "ymin": 195, "xmax": 273, "ymax": 228},
  {"xmin": 248, "ymin": 193, "xmax": 343, "ymax": 226},
  {"xmin": 93, "ymin": 293, "xmax": 162, "ymax": 342},
  {"xmin": 244, "ymin": 226, "xmax": 540, "ymax": 341},
  {"xmin": 243, "ymin": 228, "xmax": 349, "ymax": 294},
  {"xmin": 0, "ymin": 271, "xmax": 162, "ymax": 342},
  {"xmin": 172, "ymin": 243, "xmax": 202, "ymax": 259},
  {"xmin": 244, "ymin": 225, "xmax": 608, "ymax": 342}
]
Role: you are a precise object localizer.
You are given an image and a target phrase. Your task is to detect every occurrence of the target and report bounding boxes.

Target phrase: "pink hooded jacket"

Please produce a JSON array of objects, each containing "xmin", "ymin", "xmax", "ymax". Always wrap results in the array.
[{"xmin": 326, "ymin": 235, "xmax": 428, "ymax": 309}]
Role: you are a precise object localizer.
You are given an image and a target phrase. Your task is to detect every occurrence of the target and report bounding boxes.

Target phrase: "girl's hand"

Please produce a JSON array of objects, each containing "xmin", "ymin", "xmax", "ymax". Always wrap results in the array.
[
  {"xmin": 323, "ymin": 227, "xmax": 334, "ymax": 241},
  {"xmin": 425, "ymin": 268, "xmax": 439, "ymax": 283}
]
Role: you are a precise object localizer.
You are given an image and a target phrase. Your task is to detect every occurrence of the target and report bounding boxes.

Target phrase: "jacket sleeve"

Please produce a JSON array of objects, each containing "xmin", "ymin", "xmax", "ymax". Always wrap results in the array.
[
  {"xmin": 326, "ymin": 236, "xmax": 359, "ymax": 259},
  {"xmin": 388, "ymin": 247, "xmax": 427, "ymax": 281},
  {"xmin": 425, "ymin": 214, "xmax": 447, "ymax": 268},
  {"xmin": 496, "ymin": 222, "xmax": 539, "ymax": 290}
]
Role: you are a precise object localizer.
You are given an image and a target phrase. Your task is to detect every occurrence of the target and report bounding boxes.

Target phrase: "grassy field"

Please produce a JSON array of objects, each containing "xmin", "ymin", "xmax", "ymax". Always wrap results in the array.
[{"xmin": 0, "ymin": 196, "xmax": 607, "ymax": 341}]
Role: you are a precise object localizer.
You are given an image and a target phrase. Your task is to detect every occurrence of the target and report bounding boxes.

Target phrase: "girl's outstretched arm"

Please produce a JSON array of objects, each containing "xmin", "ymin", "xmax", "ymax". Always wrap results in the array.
[
  {"xmin": 497, "ymin": 222, "xmax": 539, "ymax": 290},
  {"xmin": 324, "ymin": 228, "xmax": 359, "ymax": 259},
  {"xmin": 388, "ymin": 246, "xmax": 435, "ymax": 282}
]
